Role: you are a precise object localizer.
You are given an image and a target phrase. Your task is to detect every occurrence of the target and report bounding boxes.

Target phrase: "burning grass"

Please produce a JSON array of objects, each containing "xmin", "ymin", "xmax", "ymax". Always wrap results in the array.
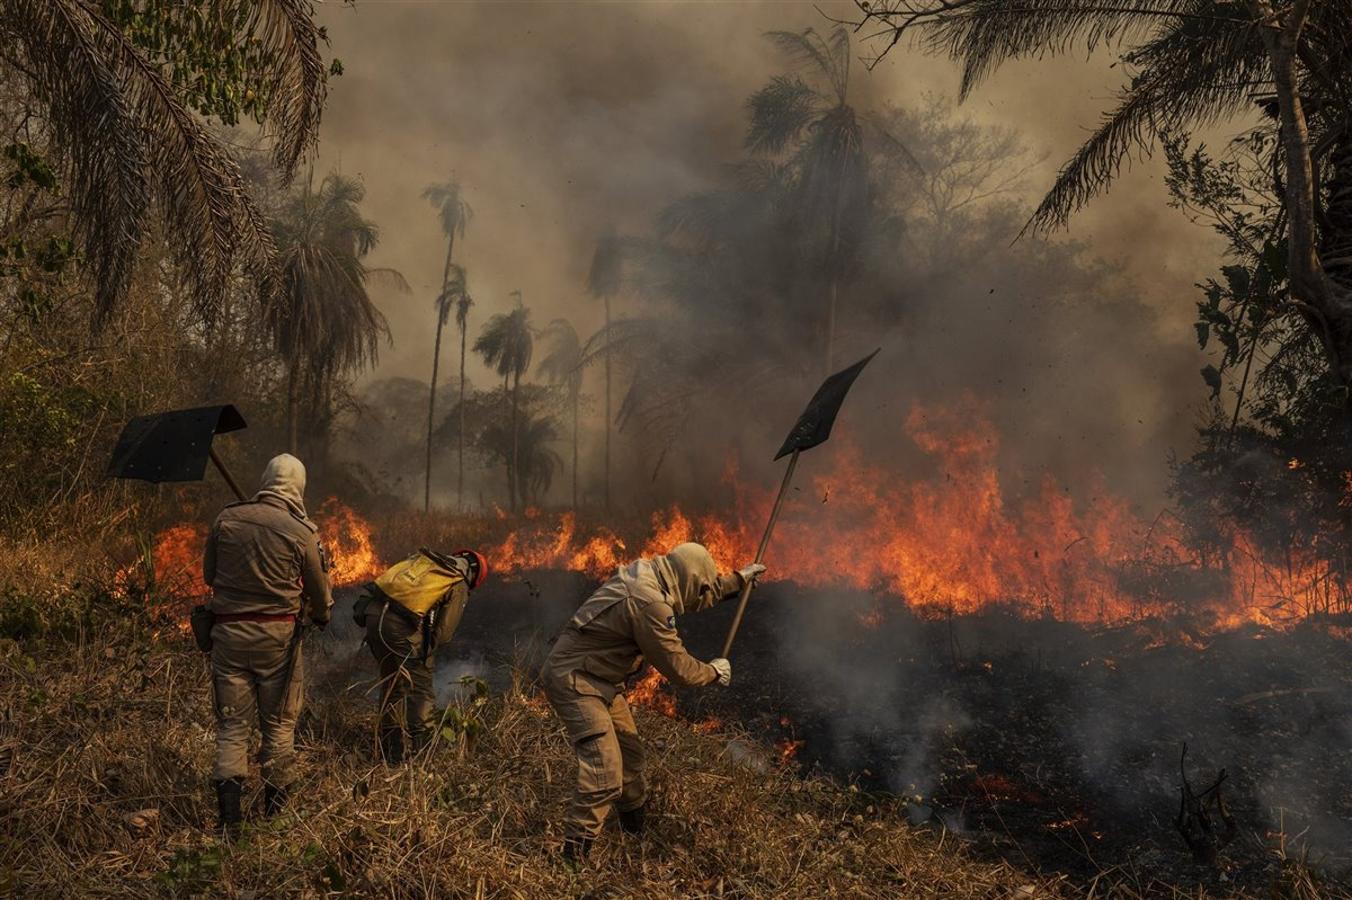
[
  {"xmin": 0, "ymin": 611, "xmax": 1065, "ymax": 899},
  {"xmin": 0, "ymin": 591, "xmax": 1341, "ymax": 899}
]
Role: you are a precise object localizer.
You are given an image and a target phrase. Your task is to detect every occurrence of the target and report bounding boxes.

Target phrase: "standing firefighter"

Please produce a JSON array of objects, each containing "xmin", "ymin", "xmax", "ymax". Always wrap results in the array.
[
  {"xmin": 202, "ymin": 453, "xmax": 332, "ymax": 834},
  {"xmin": 543, "ymin": 541, "xmax": 764, "ymax": 862},
  {"xmin": 356, "ymin": 547, "xmax": 488, "ymax": 764}
]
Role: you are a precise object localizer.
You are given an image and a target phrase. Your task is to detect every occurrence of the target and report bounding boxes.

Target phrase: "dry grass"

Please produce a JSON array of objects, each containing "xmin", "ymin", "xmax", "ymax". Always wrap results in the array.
[{"xmin": 0, "ymin": 592, "xmax": 1342, "ymax": 899}]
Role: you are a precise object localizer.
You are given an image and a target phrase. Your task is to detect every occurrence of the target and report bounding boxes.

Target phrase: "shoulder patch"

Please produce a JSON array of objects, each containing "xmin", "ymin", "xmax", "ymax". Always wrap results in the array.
[{"xmin": 666, "ymin": 615, "xmax": 676, "ymax": 629}]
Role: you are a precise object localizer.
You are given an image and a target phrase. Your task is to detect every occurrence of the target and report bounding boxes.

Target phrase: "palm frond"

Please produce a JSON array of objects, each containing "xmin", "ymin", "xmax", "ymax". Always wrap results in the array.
[
  {"xmin": 1022, "ymin": 10, "xmax": 1264, "ymax": 233},
  {"xmin": 915, "ymin": 0, "xmax": 1212, "ymax": 99},
  {"xmin": 0, "ymin": 0, "xmax": 327, "ymax": 324},
  {"xmin": 746, "ymin": 76, "xmax": 823, "ymax": 154},
  {"xmin": 423, "ymin": 178, "xmax": 473, "ymax": 238},
  {"xmin": 765, "ymin": 27, "xmax": 851, "ymax": 103},
  {"xmin": 536, "ymin": 318, "xmax": 583, "ymax": 387}
]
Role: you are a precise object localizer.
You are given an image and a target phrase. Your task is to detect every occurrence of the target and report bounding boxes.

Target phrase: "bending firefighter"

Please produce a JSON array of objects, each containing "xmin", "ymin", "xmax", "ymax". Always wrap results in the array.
[
  {"xmin": 543, "ymin": 542, "xmax": 764, "ymax": 861},
  {"xmin": 356, "ymin": 547, "xmax": 488, "ymax": 764},
  {"xmin": 201, "ymin": 454, "xmax": 332, "ymax": 833}
]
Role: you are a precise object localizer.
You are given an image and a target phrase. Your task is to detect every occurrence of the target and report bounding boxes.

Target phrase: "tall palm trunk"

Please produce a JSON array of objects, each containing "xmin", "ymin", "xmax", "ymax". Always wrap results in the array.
[
  {"xmin": 510, "ymin": 369, "xmax": 521, "ymax": 512},
  {"xmin": 501, "ymin": 373, "xmax": 512, "ymax": 510},
  {"xmin": 571, "ymin": 381, "xmax": 579, "ymax": 509},
  {"xmin": 603, "ymin": 295, "xmax": 612, "ymax": 512},
  {"xmin": 425, "ymin": 234, "xmax": 456, "ymax": 513},
  {"xmin": 458, "ymin": 319, "xmax": 467, "ymax": 510}
]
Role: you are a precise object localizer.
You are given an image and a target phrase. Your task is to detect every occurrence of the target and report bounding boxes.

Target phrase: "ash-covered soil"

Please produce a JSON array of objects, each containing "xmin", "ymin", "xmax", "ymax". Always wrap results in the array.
[{"xmin": 316, "ymin": 572, "xmax": 1352, "ymax": 894}]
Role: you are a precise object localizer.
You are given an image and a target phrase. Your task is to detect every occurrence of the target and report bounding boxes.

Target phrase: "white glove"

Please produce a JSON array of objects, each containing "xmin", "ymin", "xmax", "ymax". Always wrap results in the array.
[
  {"xmin": 710, "ymin": 658, "xmax": 732, "ymax": 687},
  {"xmin": 737, "ymin": 563, "xmax": 767, "ymax": 586}
]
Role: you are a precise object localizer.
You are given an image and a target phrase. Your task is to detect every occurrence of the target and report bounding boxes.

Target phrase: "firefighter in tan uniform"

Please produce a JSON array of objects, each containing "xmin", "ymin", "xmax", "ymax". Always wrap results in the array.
[
  {"xmin": 202, "ymin": 454, "xmax": 332, "ymax": 833},
  {"xmin": 543, "ymin": 541, "xmax": 764, "ymax": 861},
  {"xmin": 356, "ymin": 547, "xmax": 488, "ymax": 763}
]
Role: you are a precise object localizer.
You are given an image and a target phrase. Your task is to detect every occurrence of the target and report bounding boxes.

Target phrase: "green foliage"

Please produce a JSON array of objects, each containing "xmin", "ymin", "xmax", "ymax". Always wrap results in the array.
[
  {"xmin": 3, "ymin": 143, "xmax": 58, "ymax": 192},
  {"xmin": 99, "ymin": 0, "xmax": 340, "ymax": 129},
  {"xmin": 438, "ymin": 675, "xmax": 491, "ymax": 757},
  {"xmin": 155, "ymin": 846, "xmax": 223, "ymax": 892},
  {"xmin": 0, "ymin": 373, "xmax": 105, "ymax": 527}
]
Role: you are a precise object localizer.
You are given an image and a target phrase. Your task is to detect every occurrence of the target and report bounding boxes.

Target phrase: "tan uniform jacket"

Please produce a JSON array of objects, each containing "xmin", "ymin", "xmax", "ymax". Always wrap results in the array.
[
  {"xmin": 546, "ymin": 560, "xmax": 739, "ymax": 694},
  {"xmin": 203, "ymin": 496, "xmax": 332, "ymax": 623}
]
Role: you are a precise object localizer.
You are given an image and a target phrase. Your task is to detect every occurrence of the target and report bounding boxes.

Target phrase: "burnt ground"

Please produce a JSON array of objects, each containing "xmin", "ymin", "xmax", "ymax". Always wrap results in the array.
[{"xmin": 315, "ymin": 573, "xmax": 1352, "ymax": 895}]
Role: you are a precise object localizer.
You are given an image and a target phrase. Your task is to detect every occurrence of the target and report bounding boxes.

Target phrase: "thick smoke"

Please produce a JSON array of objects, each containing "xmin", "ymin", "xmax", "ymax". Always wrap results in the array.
[{"xmin": 314, "ymin": 1, "xmax": 1216, "ymax": 514}]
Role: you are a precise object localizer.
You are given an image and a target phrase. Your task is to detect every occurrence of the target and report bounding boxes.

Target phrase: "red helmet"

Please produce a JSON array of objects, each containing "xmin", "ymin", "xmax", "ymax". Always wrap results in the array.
[{"xmin": 454, "ymin": 549, "xmax": 488, "ymax": 590}]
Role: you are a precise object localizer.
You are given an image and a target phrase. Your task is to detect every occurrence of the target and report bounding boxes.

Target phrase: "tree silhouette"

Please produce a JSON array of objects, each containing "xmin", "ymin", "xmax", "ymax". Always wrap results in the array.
[
  {"xmin": 268, "ymin": 172, "xmax": 400, "ymax": 455},
  {"xmin": 587, "ymin": 229, "xmax": 623, "ymax": 510},
  {"xmin": 537, "ymin": 318, "xmax": 584, "ymax": 508},
  {"xmin": 422, "ymin": 178, "xmax": 473, "ymax": 511},
  {"xmin": 473, "ymin": 292, "xmax": 533, "ymax": 511}
]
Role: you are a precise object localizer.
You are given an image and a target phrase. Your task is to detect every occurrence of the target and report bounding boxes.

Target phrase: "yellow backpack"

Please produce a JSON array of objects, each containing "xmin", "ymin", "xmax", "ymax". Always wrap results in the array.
[{"xmin": 375, "ymin": 549, "xmax": 465, "ymax": 616}]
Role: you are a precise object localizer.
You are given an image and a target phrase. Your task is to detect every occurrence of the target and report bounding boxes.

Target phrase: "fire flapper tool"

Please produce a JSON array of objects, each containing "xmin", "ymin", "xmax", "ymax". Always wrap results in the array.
[
  {"xmin": 107, "ymin": 404, "xmax": 249, "ymax": 501},
  {"xmin": 720, "ymin": 349, "xmax": 880, "ymax": 658}
]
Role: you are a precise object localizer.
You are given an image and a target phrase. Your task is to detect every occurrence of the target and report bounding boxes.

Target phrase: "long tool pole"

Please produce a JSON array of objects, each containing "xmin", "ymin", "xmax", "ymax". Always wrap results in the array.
[
  {"xmin": 720, "ymin": 449, "xmax": 800, "ymax": 658},
  {"xmin": 209, "ymin": 446, "xmax": 247, "ymax": 502}
]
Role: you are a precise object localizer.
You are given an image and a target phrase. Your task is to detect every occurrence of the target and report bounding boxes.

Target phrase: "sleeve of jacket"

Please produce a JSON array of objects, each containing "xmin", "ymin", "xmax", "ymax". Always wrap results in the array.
[
  {"xmin": 631, "ymin": 598, "xmax": 717, "ymax": 687},
  {"xmin": 300, "ymin": 534, "xmax": 333, "ymax": 624},
  {"xmin": 430, "ymin": 582, "xmax": 470, "ymax": 649},
  {"xmin": 716, "ymin": 572, "xmax": 744, "ymax": 600},
  {"xmin": 202, "ymin": 519, "xmax": 220, "ymax": 586}
]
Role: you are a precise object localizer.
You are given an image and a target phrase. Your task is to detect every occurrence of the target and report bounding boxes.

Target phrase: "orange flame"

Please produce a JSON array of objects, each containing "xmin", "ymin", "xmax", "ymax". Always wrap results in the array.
[
  {"xmin": 316, "ymin": 498, "xmax": 382, "ymax": 586},
  {"xmin": 483, "ymin": 396, "xmax": 1352, "ymax": 632},
  {"xmin": 626, "ymin": 666, "xmax": 677, "ymax": 718}
]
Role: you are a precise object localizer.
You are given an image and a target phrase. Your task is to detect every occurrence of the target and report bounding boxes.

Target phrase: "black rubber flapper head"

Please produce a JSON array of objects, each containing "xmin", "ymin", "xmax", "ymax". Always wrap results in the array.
[
  {"xmin": 107, "ymin": 405, "xmax": 247, "ymax": 484},
  {"xmin": 774, "ymin": 349, "xmax": 880, "ymax": 460}
]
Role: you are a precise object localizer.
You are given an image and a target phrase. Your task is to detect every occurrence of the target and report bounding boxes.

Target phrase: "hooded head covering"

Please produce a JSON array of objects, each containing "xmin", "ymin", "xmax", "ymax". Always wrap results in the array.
[
  {"xmin": 648, "ymin": 542, "xmax": 721, "ymax": 615},
  {"xmin": 255, "ymin": 453, "xmax": 312, "ymax": 524}
]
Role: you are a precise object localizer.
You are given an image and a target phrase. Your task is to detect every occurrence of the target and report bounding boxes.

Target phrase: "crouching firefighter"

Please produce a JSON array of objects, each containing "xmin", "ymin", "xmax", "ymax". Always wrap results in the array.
[
  {"xmin": 542, "ymin": 542, "xmax": 764, "ymax": 862},
  {"xmin": 199, "ymin": 453, "xmax": 333, "ymax": 835},
  {"xmin": 355, "ymin": 547, "xmax": 488, "ymax": 764}
]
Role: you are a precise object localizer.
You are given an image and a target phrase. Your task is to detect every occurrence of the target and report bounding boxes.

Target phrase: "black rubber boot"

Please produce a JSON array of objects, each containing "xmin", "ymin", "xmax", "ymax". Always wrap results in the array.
[
  {"xmin": 215, "ymin": 778, "xmax": 243, "ymax": 837},
  {"xmin": 618, "ymin": 804, "xmax": 646, "ymax": 836},
  {"xmin": 263, "ymin": 782, "xmax": 289, "ymax": 818},
  {"xmin": 379, "ymin": 728, "xmax": 405, "ymax": 766},
  {"xmin": 561, "ymin": 836, "xmax": 593, "ymax": 867}
]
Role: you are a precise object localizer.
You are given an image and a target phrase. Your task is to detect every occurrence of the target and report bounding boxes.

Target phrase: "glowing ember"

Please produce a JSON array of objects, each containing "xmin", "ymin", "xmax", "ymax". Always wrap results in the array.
[
  {"xmin": 693, "ymin": 716, "xmax": 723, "ymax": 735},
  {"xmin": 776, "ymin": 737, "xmax": 805, "ymax": 766},
  {"xmin": 627, "ymin": 667, "xmax": 677, "ymax": 718}
]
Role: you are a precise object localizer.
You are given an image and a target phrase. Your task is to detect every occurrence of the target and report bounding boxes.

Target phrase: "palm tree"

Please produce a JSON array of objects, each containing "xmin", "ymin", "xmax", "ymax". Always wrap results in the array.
[
  {"xmin": 473, "ymin": 293, "xmax": 533, "ymax": 511},
  {"xmin": 587, "ymin": 230, "xmax": 623, "ymax": 511},
  {"xmin": 480, "ymin": 408, "xmax": 564, "ymax": 508},
  {"xmin": 746, "ymin": 26, "xmax": 870, "ymax": 373},
  {"xmin": 422, "ymin": 178, "xmax": 473, "ymax": 512},
  {"xmin": 537, "ymin": 318, "xmax": 585, "ymax": 508},
  {"xmin": 852, "ymin": 1, "xmax": 1352, "ymax": 401},
  {"xmin": 1, "ymin": 1, "xmax": 326, "ymax": 325},
  {"xmin": 268, "ymin": 172, "xmax": 400, "ymax": 454},
  {"xmin": 454, "ymin": 276, "xmax": 475, "ymax": 511},
  {"xmin": 426, "ymin": 263, "xmax": 471, "ymax": 510}
]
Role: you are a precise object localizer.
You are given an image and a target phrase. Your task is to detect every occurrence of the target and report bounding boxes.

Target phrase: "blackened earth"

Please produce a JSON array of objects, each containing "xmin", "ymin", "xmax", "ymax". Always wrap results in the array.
[{"xmin": 312, "ymin": 573, "xmax": 1352, "ymax": 895}]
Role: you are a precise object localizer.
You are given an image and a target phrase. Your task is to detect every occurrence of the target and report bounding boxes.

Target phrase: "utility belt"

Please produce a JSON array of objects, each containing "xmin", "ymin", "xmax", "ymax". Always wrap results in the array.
[
  {"xmin": 189, "ymin": 607, "xmax": 297, "ymax": 653},
  {"xmin": 214, "ymin": 612, "xmax": 297, "ymax": 624}
]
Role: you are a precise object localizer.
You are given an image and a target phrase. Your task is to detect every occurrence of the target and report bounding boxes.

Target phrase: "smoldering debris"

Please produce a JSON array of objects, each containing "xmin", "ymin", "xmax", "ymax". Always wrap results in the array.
[{"xmin": 378, "ymin": 570, "xmax": 1352, "ymax": 892}]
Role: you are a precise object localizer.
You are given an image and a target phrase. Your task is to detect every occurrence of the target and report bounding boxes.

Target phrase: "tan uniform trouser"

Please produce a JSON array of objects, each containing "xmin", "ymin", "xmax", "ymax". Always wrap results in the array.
[
  {"xmin": 366, "ymin": 603, "xmax": 436, "ymax": 751},
  {"xmin": 210, "ymin": 620, "xmax": 302, "ymax": 786},
  {"xmin": 544, "ymin": 670, "xmax": 646, "ymax": 840}
]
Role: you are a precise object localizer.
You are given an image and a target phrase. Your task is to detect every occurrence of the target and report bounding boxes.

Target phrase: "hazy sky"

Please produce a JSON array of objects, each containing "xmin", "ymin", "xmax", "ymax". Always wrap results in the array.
[{"xmin": 312, "ymin": 0, "xmax": 1237, "ymax": 503}]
